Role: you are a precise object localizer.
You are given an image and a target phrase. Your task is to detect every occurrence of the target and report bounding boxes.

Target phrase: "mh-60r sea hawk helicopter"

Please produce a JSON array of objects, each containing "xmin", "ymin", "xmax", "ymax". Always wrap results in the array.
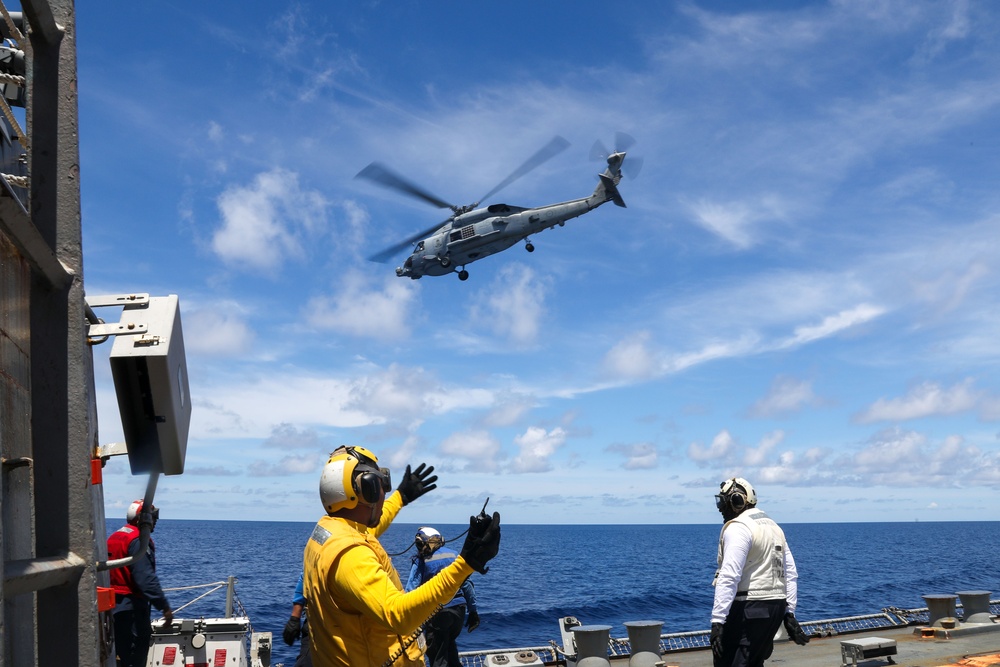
[{"xmin": 359, "ymin": 133, "xmax": 639, "ymax": 281}]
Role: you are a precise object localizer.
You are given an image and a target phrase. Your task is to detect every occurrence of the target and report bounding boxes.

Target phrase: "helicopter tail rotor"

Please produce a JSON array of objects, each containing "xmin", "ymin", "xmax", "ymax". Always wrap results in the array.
[{"xmin": 590, "ymin": 132, "xmax": 643, "ymax": 179}]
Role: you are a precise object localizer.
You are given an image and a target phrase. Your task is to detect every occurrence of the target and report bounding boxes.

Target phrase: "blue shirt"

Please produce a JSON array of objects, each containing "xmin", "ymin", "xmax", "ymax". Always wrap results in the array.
[
  {"xmin": 405, "ymin": 547, "xmax": 477, "ymax": 612},
  {"xmin": 292, "ymin": 571, "xmax": 306, "ymax": 606}
]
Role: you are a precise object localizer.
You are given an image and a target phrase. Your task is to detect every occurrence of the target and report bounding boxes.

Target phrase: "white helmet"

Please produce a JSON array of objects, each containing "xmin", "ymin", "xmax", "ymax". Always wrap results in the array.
[
  {"xmin": 716, "ymin": 477, "xmax": 757, "ymax": 514},
  {"xmin": 126, "ymin": 499, "xmax": 159, "ymax": 526},
  {"xmin": 320, "ymin": 446, "xmax": 391, "ymax": 514},
  {"xmin": 415, "ymin": 526, "xmax": 444, "ymax": 558}
]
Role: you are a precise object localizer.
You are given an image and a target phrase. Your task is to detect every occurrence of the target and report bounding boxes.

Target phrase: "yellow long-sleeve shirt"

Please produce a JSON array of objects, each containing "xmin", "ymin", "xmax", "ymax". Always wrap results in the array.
[{"xmin": 303, "ymin": 491, "xmax": 475, "ymax": 667}]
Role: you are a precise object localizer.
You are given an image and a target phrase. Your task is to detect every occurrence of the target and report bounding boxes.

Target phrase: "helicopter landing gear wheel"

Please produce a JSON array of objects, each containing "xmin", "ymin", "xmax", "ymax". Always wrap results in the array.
[
  {"xmin": 525, "ymin": 242, "xmax": 535, "ymax": 253},
  {"xmin": 440, "ymin": 256, "xmax": 452, "ymax": 268},
  {"xmin": 458, "ymin": 269, "xmax": 469, "ymax": 281}
]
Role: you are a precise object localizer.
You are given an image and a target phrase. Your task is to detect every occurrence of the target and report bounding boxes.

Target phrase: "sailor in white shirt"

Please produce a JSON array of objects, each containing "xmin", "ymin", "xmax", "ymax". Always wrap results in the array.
[{"xmin": 710, "ymin": 478, "xmax": 809, "ymax": 667}]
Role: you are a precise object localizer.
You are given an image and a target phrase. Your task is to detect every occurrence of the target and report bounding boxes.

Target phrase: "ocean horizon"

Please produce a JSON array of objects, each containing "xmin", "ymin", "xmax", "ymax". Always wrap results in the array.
[{"xmin": 112, "ymin": 519, "xmax": 1000, "ymax": 666}]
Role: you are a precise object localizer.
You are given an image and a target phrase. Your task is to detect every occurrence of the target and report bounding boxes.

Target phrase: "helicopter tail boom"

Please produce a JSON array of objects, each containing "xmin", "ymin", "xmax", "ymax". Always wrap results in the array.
[{"xmin": 597, "ymin": 173, "xmax": 626, "ymax": 208}]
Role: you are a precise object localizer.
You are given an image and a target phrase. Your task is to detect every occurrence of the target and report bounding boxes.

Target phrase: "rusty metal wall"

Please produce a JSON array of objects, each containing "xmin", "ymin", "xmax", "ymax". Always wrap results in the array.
[{"xmin": 0, "ymin": 230, "xmax": 35, "ymax": 666}]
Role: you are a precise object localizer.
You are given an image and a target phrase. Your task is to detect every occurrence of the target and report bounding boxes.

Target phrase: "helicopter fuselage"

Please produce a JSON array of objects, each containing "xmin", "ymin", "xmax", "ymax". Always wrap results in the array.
[
  {"xmin": 395, "ymin": 151, "xmax": 627, "ymax": 280},
  {"xmin": 395, "ymin": 196, "xmax": 601, "ymax": 278}
]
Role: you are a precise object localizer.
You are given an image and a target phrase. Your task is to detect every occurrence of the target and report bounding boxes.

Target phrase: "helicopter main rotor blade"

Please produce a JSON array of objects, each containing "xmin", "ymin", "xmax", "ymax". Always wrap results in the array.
[
  {"xmin": 476, "ymin": 135, "xmax": 570, "ymax": 205},
  {"xmin": 367, "ymin": 216, "xmax": 453, "ymax": 264},
  {"xmin": 355, "ymin": 162, "xmax": 455, "ymax": 210}
]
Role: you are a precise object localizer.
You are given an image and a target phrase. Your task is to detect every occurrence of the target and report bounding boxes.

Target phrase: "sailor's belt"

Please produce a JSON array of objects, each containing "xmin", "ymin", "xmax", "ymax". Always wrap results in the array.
[{"xmin": 734, "ymin": 593, "xmax": 749, "ymax": 601}]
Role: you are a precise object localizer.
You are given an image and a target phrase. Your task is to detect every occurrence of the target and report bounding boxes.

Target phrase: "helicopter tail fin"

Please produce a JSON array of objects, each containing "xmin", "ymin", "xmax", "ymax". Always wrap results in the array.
[{"xmin": 596, "ymin": 173, "xmax": 627, "ymax": 208}]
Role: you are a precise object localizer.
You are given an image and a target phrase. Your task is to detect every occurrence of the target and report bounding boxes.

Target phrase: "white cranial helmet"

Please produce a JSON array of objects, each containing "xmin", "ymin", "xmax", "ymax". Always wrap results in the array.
[
  {"xmin": 718, "ymin": 477, "xmax": 757, "ymax": 512},
  {"xmin": 414, "ymin": 526, "xmax": 444, "ymax": 558}
]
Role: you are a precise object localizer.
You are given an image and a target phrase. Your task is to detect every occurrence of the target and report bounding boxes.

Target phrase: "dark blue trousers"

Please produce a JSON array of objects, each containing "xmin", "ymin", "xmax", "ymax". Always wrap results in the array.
[{"xmin": 714, "ymin": 599, "xmax": 787, "ymax": 667}]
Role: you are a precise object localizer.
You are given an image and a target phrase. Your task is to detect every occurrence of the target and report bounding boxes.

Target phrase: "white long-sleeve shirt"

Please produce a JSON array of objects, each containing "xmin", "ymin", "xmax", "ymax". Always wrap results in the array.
[{"xmin": 711, "ymin": 520, "xmax": 799, "ymax": 624}]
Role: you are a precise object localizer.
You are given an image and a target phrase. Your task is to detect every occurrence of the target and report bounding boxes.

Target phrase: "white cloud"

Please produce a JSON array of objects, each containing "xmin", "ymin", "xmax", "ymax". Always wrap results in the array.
[
  {"xmin": 856, "ymin": 379, "xmax": 981, "ymax": 423},
  {"xmin": 748, "ymin": 377, "xmax": 818, "ymax": 418},
  {"xmin": 247, "ymin": 453, "xmax": 321, "ymax": 477},
  {"xmin": 183, "ymin": 306, "xmax": 255, "ymax": 357},
  {"xmin": 853, "ymin": 428, "xmax": 927, "ymax": 471},
  {"xmin": 688, "ymin": 429, "xmax": 736, "ymax": 462},
  {"xmin": 744, "ymin": 430, "xmax": 785, "ymax": 466},
  {"xmin": 778, "ymin": 303, "xmax": 885, "ymax": 348},
  {"xmin": 262, "ymin": 423, "xmax": 328, "ymax": 450},
  {"xmin": 511, "ymin": 426, "xmax": 567, "ymax": 473},
  {"xmin": 603, "ymin": 331, "xmax": 659, "ymax": 381},
  {"xmin": 471, "ymin": 264, "xmax": 548, "ymax": 346},
  {"xmin": 684, "ymin": 194, "xmax": 790, "ymax": 249},
  {"xmin": 606, "ymin": 442, "xmax": 659, "ymax": 470},
  {"xmin": 912, "ymin": 261, "xmax": 990, "ymax": 316},
  {"xmin": 212, "ymin": 168, "xmax": 328, "ymax": 272},
  {"xmin": 666, "ymin": 335, "xmax": 760, "ymax": 373},
  {"xmin": 344, "ymin": 364, "xmax": 442, "ymax": 423},
  {"xmin": 480, "ymin": 393, "xmax": 536, "ymax": 428},
  {"xmin": 914, "ymin": 0, "xmax": 970, "ymax": 63},
  {"xmin": 439, "ymin": 430, "xmax": 502, "ymax": 473},
  {"xmin": 306, "ymin": 272, "xmax": 419, "ymax": 342},
  {"xmin": 207, "ymin": 121, "xmax": 223, "ymax": 142}
]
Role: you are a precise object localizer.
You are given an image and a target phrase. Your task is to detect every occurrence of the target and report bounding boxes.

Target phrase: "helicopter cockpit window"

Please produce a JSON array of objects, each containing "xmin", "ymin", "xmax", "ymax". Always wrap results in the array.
[{"xmin": 415, "ymin": 241, "xmax": 424, "ymax": 252}]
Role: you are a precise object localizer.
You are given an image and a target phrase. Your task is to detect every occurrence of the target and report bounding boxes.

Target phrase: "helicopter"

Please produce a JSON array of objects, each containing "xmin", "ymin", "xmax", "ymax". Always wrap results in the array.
[{"xmin": 357, "ymin": 133, "xmax": 638, "ymax": 281}]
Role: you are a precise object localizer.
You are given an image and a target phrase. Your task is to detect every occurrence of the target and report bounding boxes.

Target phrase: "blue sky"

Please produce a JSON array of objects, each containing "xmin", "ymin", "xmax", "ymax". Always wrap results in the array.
[{"xmin": 76, "ymin": 1, "xmax": 1000, "ymax": 524}]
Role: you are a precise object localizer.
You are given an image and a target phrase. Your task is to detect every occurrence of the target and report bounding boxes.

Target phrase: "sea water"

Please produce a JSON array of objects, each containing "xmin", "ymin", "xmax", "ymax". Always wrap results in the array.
[{"xmin": 113, "ymin": 520, "xmax": 1000, "ymax": 666}]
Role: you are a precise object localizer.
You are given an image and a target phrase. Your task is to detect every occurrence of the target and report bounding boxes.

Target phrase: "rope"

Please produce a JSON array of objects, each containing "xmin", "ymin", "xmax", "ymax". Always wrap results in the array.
[
  {"xmin": 0, "ymin": 92, "xmax": 26, "ymax": 149},
  {"xmin": 0, "ymin": 72, "xmax": 23, "ymax": 87},
  {"xmin": 2, "ymin": 173, "xmax": 26, "ymax": 188},
  {"xmin": 0, "ymin": 2, "xmax": 23, "ymax": 44}
]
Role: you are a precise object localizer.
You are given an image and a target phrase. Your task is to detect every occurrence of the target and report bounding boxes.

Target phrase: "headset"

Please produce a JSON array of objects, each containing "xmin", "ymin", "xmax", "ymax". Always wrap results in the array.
[
  {"xmin": 321, "ymin": 446, "xmax": 393, "ymax": 513},
  {"xmin": 349, "ymin": 447, "xmax": 392, "ymax": 505},
  {"xmin": 716, "ymin": 477, "xmax": 755, "ymax": 515}
]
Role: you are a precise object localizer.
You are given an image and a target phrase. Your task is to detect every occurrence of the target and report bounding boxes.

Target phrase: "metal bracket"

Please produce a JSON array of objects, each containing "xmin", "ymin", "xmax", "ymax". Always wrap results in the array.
[
  {"xmin": 96, "ymin": 442, "xmax": 128, "ymax": 459},
  {"xmin": 85, "ymin": 293, "xmax": 152, "ymax": 341},
  {"xmin": 86, "ymin": 321, "xmax": 148, "ymax": 338},
  {"xmin": 85, "ymin": 293, "xmax": 150, "ymax": 308}
]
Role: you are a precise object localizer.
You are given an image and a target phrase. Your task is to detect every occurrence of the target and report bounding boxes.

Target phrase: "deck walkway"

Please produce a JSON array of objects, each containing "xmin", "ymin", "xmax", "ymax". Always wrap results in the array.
[{"xmin": 646, "ymin": 622, "xmax": 1000, "ymax": 667}]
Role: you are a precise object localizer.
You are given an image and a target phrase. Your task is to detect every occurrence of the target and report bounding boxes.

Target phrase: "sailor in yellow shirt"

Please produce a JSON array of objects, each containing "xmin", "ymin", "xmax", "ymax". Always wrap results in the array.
[{"xmin": 304, "ymin": 446, "xmax": 501, "ymax": 667}]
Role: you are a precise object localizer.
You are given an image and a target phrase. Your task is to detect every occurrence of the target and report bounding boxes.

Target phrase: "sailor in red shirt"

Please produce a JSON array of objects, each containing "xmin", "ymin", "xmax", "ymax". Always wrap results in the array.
[{"xmin": 107, "ymin": 500, "xmax": 173, "ymax": 667}]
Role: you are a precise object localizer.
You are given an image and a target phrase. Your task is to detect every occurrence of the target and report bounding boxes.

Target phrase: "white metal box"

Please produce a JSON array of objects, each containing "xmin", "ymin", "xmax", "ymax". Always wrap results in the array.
[
  {"xmin": 109, "ymin": 295, "xmax": 191, "ymax": 475},
  {"xmin": 840, "ymin": 636, "xmax": 897, "ymax": 667}
]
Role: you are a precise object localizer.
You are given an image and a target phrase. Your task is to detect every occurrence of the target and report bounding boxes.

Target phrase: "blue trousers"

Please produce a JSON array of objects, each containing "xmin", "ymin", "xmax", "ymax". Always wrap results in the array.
[{"xmin": 113, "ymin": 597, "xmax": 152, "ymax": 667}]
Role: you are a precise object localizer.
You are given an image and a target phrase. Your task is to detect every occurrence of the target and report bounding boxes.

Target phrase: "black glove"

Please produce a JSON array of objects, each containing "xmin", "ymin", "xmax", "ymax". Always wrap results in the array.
[
  {"xmin": 460, "ymin": 510, "xmax": 501, "ymax": 574},
  {"xmin": 710, "ymin": 623, "xmax": 724, "ymax": 659},
  {"xmin": 783, "ymin": 612, "xmax": 809, "ymax": 645},
  {"xmin": 397, "ymin": 463, "xmax": 438, "ymax": 505},
  {"xmin": 283, "ymin": 615, "xmax": 301, "ymax": 646},
  {"xmin": 466, "ymin": 610, "xmax": 480, "ymax": 633}
]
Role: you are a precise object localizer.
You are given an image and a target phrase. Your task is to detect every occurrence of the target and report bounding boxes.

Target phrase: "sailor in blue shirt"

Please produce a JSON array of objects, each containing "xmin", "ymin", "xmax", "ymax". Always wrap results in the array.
[
  {"xmin": 282, "ymin": 571, "xmax": 312, "ymax": 667},
  {"xmin": 405, "ymin": 527, "xmax": 480, "ymax": 667}
]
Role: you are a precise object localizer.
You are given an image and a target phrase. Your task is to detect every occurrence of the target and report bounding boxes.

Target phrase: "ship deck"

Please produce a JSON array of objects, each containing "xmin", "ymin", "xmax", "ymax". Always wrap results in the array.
[{"xmin": 634, "ymin": 623, "xmax": 1000, "ymax": 667}]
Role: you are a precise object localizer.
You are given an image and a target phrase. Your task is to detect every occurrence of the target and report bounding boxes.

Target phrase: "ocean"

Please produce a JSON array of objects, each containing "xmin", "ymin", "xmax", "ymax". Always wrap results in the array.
[{"xmin": 113, "ymin": 519, "xmax": 1000, "ymax": 667}]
